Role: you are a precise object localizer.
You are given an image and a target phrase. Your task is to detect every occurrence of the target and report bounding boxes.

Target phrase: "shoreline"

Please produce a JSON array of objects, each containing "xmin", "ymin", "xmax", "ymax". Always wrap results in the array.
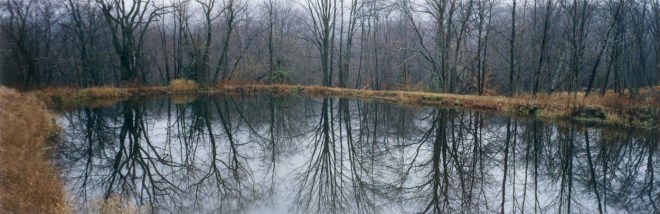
[
  {"xmin": 0, "ymin": 87, "xmax": 68, "ymax": 213},
  {"xmin": 33, "ymin": 83, "xmax": 658, "ymax": 128}
]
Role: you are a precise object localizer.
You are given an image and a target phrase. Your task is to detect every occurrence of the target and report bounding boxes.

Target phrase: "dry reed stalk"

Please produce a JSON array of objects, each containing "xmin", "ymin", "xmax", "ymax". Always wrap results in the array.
[
  {"xmin": 169, "ymin": 79, "xmax": 199, "ymax": 92},
  {"xmin": 0, "ymin": 87, "xmax": 69, "ymax": 213}
]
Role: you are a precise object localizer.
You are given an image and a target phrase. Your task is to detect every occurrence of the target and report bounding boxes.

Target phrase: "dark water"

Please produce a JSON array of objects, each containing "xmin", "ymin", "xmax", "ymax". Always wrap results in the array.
[{"xmin": 56, "ymin": 95, "xmax": 659, "ymax": 214}]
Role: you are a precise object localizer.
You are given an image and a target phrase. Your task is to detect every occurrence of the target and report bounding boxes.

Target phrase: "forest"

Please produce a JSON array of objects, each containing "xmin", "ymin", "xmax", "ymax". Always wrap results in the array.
[{"xmin": 1, "ymin": 0, "xmax": 659, "ymax": 97}]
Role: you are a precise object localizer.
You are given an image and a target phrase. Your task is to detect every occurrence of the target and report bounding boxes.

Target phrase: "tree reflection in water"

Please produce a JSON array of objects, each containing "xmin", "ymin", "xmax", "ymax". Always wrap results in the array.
[{"xmin": 56, "ymin": 95, "xmax": 659, "ymax": 213}]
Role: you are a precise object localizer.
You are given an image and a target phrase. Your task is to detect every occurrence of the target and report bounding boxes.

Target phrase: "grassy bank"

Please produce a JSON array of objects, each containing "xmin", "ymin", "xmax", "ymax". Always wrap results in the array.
[
  {"xmin": 224, "ymin": 84, "xmax": 658, "ymax": 128},
  {"xmin": 0, "ymin": 87, "xmax": 68, "ymax": 213},
  {"xmin": 34, "ymin": 82, "xmax": 659, "ymax": 128}
]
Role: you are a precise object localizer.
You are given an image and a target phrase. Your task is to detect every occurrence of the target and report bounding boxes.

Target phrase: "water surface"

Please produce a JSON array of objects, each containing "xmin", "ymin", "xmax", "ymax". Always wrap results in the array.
[{"xmin": 56, "ymin": 95, "xmax": 659, "ymax": 213}]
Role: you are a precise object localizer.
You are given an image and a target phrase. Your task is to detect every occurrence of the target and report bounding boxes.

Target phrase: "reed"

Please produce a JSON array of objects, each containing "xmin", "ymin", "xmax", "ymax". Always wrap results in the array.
[
  {"xmin": 0, "ymin": 87, "xmax": 69, "ymax": 213},
  {"xmin": 169, "ymin": 79, "xmax": 199, "ymax": 92}
]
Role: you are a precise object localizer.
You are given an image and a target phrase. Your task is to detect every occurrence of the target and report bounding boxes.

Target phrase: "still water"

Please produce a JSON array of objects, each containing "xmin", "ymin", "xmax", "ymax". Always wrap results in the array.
[{"xmin": 56, "ymin": 95, "xmax": 659, "ymax": 214}]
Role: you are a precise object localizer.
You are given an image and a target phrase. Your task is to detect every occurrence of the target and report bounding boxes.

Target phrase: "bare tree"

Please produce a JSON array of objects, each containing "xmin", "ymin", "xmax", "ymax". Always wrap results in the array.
[
  {"xmin": 510, "ymin": 0, "xmax": 517, "ymax": 96},
  {"xmin": 532, "ymin": 0, "xmax": 553, "ymax": 96},
  {"xmin": 304, "ymin": 0, "xmax": 337, "ymax": 86},
  {"xmin": 1, "ymin": 0, "xmax": 46, "ymax": 87},
  {"xmin": 95, "ymin": 0, "xmax": 167, "ymax": 84},
  {"xmin": 337, "ymin": 0, "xmax": 362, "ymax": 88},
  {"xmin": 212, "ymin": 0, "xmax": 244, "ymax": 82},
  {"xmin": 194, "ymin": 0, "xmax": 220, "ymax": 85}
]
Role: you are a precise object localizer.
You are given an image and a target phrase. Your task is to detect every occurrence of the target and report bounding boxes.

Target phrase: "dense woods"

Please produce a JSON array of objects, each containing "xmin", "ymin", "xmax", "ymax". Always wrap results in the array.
[{"xmin": 1, "ymin": 0, "xmax": 659, "ymax": 96}]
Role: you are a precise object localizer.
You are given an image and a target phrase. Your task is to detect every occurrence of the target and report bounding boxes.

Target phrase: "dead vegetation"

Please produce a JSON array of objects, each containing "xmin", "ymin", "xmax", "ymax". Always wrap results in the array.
[
  {"xmin": 169, "ymin": 79, "xmax": 200, "ymax": 92},
  {"xmin": 81, "ymin": 195, "xmax": 149, "ymax": 214},
  {"xmin": 0, "ymin": 87, "xmax": 69, "ymax": 213},
  {"xmin": 32, "ymin": 83, "xmax": 659, "ymax": 128},
  {"xmin": 34, "ymin": 79, "xmax": 206, "ymax": 108},
  {"xmin": 215, "ymin": 84, "xmax": 659, "ymax": 128}
]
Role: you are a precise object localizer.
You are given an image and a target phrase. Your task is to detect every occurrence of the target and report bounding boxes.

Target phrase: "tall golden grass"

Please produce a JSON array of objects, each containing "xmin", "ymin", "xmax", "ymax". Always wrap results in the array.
[
  {"xmin": 169, "ymin": 79, "xmax": 199, "ymax": 92},
  {"xmin": 0, "ymin": 87, "xmax": 69, "ymax": 213}
]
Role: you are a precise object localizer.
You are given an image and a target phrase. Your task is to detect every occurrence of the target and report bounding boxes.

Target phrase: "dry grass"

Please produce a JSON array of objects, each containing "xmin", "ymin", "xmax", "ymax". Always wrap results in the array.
[
  {"xmin": 1, "ymin": 86, "xmax": 157, "ymax": 213},
  {"xmin": 220, "ymin": 84, "xmax": 528, "ymax": 110},
  {"xmin": 35, "ymin": 86, "xmax": 129, "ymax": 108},
  {"xmin": 31, "ymin": 83, "xmax": 659, "ymax": 128},
  {"xmin": 78, "ymin": 86, "xmax": 130, "ymax": 98},
  {"xmin": 33, "ymin": 86, "xmax": 170, "ymax": 110},
  {"xmin": 38, "ymin": 86, "xmax": 129, "ymax": 99},
  {"xmin": 0, "ymin": 87, "xmax": 69, "ymax": 213},
  {"xmin": 516, "ymin": 91, "xmax": 658, "ymax": 126},
  {"xmin": 34, "ymin": 80, "xmax": 202, "ymax": 108},
  {"xmin": 169, "ymin": 79, "xmax": 199, "ymax": 92},
  {"xmin": 218, "ymin": 84, "xmax": 658, "ymax": 128},
  {"xmin": 81, "ymin": 195, "xmax": 149, "ymax": 214}
]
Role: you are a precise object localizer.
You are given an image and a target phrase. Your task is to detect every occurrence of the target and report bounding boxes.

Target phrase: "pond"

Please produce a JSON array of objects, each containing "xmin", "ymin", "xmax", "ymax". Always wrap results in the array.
[{"xmin": 55, "ymin": 95, "xmax": 659, "ymax": 213}]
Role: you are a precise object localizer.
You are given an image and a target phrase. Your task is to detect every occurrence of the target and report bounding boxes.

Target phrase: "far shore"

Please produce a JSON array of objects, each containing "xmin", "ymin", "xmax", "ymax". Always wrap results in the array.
[{"xmin": 32, "ymin": 82, "xmax": 659, "ymax": 128}]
